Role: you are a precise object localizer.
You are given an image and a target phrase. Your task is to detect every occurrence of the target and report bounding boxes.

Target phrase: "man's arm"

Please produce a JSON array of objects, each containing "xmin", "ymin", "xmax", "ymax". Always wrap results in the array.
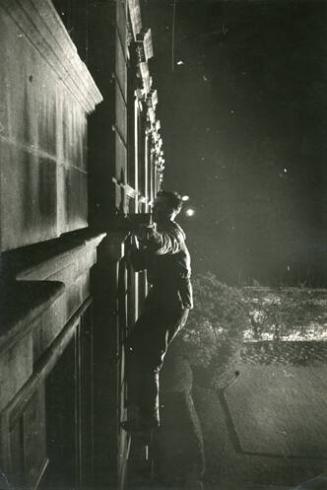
[{"xmin": 144, "ymin": 223, "xmax": 185, "ymax": 255}]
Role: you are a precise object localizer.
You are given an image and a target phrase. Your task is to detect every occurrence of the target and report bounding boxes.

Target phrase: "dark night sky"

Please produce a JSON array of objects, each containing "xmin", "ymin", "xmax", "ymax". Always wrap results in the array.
[{"xmin": 144, "ymin": 0, "xmax": 327, "ymax": 286}]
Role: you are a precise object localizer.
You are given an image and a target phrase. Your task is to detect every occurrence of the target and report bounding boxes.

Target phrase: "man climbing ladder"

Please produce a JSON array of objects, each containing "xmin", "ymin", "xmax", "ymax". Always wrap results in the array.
[{"xmin": 121, "ymin": 191, "xmax": 193, "ymax": 432}]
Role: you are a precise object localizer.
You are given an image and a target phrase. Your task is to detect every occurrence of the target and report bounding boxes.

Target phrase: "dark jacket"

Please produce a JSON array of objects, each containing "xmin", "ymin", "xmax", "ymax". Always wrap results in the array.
[{"xmin": 131, "ymin": 219, "xmax": 193, "ymax": 310}]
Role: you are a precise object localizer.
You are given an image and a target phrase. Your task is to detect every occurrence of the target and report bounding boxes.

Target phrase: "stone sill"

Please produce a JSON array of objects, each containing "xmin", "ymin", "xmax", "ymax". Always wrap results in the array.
[
  {"xmin": 0, "ymin": 231, "xmax": 106, "ymax": 354},
  {"xmin": 15, "ymin": 232, "xmax": 106, "ymax": 281}
]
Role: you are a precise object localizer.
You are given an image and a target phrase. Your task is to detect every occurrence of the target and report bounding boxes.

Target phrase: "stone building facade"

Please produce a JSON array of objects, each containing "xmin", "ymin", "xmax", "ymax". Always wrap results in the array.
[{"xmin": 0, "ymin": 1, "xmax": 164, "ymax": 488}]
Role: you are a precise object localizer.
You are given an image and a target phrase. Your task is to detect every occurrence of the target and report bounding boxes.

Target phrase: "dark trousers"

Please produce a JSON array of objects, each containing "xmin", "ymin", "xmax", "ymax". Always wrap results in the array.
[{"xmin": 126, "ymin": 304, "xmax": 189, "ymax": 425}]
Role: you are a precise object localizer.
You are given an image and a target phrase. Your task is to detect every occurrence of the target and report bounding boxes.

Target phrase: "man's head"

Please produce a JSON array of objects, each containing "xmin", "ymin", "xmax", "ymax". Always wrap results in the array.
[{"xmin": 152, "ymin": 191, "xmax": 183, "ymax": 221}]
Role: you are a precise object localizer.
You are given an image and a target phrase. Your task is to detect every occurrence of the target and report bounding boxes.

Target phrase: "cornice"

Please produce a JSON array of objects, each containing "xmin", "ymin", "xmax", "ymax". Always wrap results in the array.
[
  {"xmin": 127, "ymin": 0, "xmax": 142, "ymax": 40},
  {"xmin": 1, "ymin": 0, "xmax": 103, "ymax": 113}
]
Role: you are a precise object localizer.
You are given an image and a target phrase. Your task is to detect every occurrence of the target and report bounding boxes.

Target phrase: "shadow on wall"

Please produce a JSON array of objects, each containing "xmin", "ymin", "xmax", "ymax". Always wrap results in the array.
[{"xmin": 157, "ymin": 351, "xmax": 205, "ymax": 488}]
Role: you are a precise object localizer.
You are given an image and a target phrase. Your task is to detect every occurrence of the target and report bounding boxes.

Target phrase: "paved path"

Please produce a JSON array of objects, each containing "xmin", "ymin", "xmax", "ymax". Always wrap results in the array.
[{"xmin": 193, "ymin": 359, "xmax": 327, "ymax": 488}]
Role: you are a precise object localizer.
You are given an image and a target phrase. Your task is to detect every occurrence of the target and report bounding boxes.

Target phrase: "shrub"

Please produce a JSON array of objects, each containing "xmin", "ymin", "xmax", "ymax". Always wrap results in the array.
[{"xmin": 173, "ymin": 272, "xmax": 249, "ymax": 389}]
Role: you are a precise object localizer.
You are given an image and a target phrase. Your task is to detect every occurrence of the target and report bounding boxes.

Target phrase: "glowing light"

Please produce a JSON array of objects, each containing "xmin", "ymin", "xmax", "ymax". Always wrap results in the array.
[
  {"xmin": 181, "ymin": 195, "xmax": 190, "ymax": 202},
  {"xmin": 185, "ymin": 208, "xmax": 195, "ymax": 217},
  {"xmin": 177, "ymin": 60, "xmax": 184, "ymax": 65}
]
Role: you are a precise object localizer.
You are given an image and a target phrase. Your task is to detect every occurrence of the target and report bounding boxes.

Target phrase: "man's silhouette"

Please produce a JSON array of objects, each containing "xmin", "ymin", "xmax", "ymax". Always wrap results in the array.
[{"xmin": 122, "ymin": 191, "xmax": 193, "ymax": 431}]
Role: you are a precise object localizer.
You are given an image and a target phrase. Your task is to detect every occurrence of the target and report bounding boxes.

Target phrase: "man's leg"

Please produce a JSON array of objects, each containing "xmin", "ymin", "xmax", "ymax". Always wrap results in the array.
[
  {"xmin": 137, "ymin": 308, "xmax": 189, "ymax": 427},
  {"xmin": 124, "ymin": 307, "xmax": 189, "ymax": 430}
]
